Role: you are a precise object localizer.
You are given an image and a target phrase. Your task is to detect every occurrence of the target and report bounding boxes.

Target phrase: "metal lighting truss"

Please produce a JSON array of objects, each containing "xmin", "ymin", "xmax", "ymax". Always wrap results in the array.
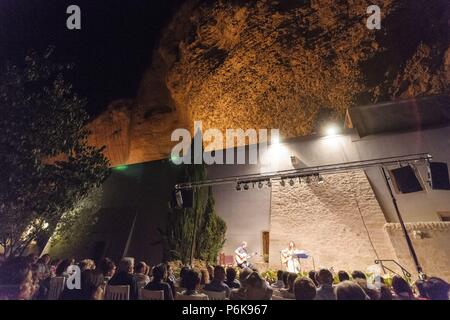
[{"xmin": 175, "ymin": 153, "xmax": 432, "ymax": 190}]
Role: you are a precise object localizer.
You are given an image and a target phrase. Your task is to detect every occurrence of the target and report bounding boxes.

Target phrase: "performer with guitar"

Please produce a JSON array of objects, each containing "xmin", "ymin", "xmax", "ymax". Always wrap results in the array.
[
  {"xmin": 234, "ymin": 241, "xmax": 257, "ymax": 269},
  {"xmin": 280, "ymin": 241, "xmax": 308, "ymax": 273}
]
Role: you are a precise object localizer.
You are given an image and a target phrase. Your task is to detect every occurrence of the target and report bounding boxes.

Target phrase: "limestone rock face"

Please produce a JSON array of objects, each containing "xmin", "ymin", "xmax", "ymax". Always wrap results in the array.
[{"xmin": 90, "ymin": 0, "xmax": 449, "ymax": 165}]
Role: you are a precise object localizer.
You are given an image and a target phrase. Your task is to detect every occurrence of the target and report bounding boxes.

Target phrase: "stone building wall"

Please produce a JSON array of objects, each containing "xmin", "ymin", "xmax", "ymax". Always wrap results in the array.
[
  {"xmin": 385, "ymin": 222, "xmax": 450, "ymax": 282},
  {"xmin": 269, "ymin": 170, "xmax": 397, "ymax": 272}
]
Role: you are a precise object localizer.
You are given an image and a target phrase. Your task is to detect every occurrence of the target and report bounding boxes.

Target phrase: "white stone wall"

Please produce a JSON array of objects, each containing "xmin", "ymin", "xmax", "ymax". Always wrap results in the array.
[
  {"xmin": 269, "ymin": 170, "xmax": 397, "ymax": 272},
  {"xmin": 385, "ymin": 222, "xmax": 450, "ymax": 282}
]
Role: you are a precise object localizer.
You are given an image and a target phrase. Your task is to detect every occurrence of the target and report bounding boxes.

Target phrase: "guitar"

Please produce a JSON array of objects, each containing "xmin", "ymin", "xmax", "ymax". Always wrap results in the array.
[{"xmin": 235, "ymin": 251, "xmax": 258, "ymax": 266}]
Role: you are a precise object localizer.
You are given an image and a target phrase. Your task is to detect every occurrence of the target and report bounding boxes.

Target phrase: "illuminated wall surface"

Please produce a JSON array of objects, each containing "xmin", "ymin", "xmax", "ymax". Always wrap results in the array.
[{"xmin": 67, "ymin": 124, "xmax": 450, "ymax": 280}]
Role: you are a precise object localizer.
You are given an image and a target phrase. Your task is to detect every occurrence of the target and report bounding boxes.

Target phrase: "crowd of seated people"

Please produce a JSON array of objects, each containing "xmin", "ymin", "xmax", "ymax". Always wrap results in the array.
[
  {"xmin": 270, "ymin": 268, "xmax": 450, "ymax": 300},
  {"xmin": 0, "ymin": 254, "xmax": 449, "ymax": 300}
]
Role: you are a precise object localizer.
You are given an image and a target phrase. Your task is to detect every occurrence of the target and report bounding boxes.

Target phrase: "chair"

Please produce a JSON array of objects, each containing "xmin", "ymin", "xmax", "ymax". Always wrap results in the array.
[
  {"xmin": 47, "ymin": 276, "xmax": 66, "ymax": 300},
  {"xmin": 175, "ymin": 293, "xmax": 209, "ymax": 300},
  {"xmin": 140, "ymin": 289, "xmax": 164, "ymax": 300},
  {"xmin": 105, "ymin": 285, "xmax": 130, "ymax": 300},
  {"xmin": 203, "ymin": 290, "xmax": 226, "ymax": 300}
]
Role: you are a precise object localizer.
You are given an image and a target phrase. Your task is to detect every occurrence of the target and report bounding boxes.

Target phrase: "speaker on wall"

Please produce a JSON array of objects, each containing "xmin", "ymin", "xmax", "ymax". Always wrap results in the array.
[
  {"xmin": 390, "ymin": 165, "xmax": 423, "ymax": 194},
  {"xmin": 429, "ymin": 162, "xmax": 450, "ymax": 190}
]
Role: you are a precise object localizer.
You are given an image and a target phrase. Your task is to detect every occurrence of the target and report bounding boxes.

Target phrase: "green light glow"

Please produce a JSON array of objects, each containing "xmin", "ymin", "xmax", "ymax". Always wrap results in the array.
[
  {"xmin": 170, "ymin": 155, "xmax": 180, "ymax": 163},
  {"xmin": 113, "ymin": 165, "xmax": 128, "ymax": 171}
]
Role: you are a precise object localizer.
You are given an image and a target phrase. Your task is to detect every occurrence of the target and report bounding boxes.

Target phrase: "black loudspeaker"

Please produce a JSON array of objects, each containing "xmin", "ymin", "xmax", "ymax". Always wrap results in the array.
[
  {"xmin": 390, "ymin": 165, "xmax": 423, "ymax": 193},
  {"xmin": 173, "ymin": 189, "xmax": 194, "ymax": 208},
  {"xmin": 429, "ymin": 162, "xmax": 450, "ymax": 190}
]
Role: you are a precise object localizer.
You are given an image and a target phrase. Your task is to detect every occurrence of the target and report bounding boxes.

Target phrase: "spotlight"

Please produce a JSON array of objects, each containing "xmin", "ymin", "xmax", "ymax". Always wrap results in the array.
[
  {"xmin": 243, "ymin": 183, "xmax": 249, "ymax": 190},
  {"xmin": 280, "ymin": 179, "xmax": 286, "ymax": 187},
  {"xmin": 325, "ymin": 124, "xmax": 340, "ymax": 136},
  {"xmin": 258, "ymin": 181, "xmax": 263, "ymax": 189},
  {"xmin": 305, "ymin": 176, "xmax": 311, "ymax": 184},
  {"xmin": 267, "ymin": 180, "xmax": 272, "ymax": 188},
  {"xmin": 236, "ymin": 183, "xmax": 242, "ymax": 191},
  {"xmin": 289, "ymin": 179, "xmax": 295, "ymax": 186}
]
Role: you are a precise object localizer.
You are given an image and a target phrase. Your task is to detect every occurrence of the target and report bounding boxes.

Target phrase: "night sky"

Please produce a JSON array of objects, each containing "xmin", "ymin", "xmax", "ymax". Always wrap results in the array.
[{"xmin": 0, "ymin": 0, "xmax": 183, "ymax": 116}]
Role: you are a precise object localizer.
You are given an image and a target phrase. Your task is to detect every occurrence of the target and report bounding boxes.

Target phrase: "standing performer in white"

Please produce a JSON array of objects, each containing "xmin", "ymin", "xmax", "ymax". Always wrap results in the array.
[{"xmin": 280, "ymin": 241, "xmax": 303, "ymax": 273}]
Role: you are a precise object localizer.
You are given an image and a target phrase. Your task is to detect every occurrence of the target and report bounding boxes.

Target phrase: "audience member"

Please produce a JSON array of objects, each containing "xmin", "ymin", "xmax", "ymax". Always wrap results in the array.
[
  {"xmin": 204, "ymin": 265, "xmax": 230, "ymax": 297},
  {"xmin": 108, "ymin": 257, "xmax": 139, "ymax": 300},
  {"xmin": 315, "ymin": 269, "xmax": 336, "ymax": 300},
  {"xmin": 180, "ymin": 269, "xmax": 208, "ymax": 298},
  {"xmin": 225, "ymin": 267, "xmax": 241, "ymax": 289},
  {"xmin": 391, "ymin": 275, "xmax": 414, "ymax": 300},
  {"xmin": 294, "ymin": 276, "xmax": 316, "ymax": 300},
  {"xmin": 145, "ymin": 263, "xmax": 174, "ymax": 300},
  {"xmin": 271, "ymin": 270, "xmax": 285, "ymax": 289},
  {"xmin": 335, "ymin": 280, "xmax": 369, "ymax": 300}
]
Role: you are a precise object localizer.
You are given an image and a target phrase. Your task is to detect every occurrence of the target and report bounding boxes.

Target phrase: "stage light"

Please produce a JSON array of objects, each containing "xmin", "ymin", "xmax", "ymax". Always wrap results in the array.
[
  {"xmin": 113, "ymin": 165, "xmax": 128, "ymax": 171},
  {"xmin": 267, "ymin": 180, "xmax": 272, "ymax": 188},
  {"xmin": 271, "ymin": 133, "xmax": 280, "ymax": 144},
  {"xmin": 289, "ymin": 179, "xmax": 295, "ymax": 186},
  {"xmin": 236, "ymin": 183, "xmax": 242, "ymax": 191},
  {"xmin": 317, "ymin": 174, "xmax": 324, "ymax": 184},
  {"xmin": 305, "ymin": 176, "xmax": 311, "ymax": 184},
  {"xmin": 258, "ymin": 181, "xmax": 263, "ymax": 189},
  {"xmin": 243, "ymin": 183, "xmax": 249, "ymax": 190},
  {"xmin": 280, "ymin": 179, "xmax": 286, "ymax": 187},
  {"xmin": 325, "ymin": 124, "xmax": 340, "ymax": 136}
]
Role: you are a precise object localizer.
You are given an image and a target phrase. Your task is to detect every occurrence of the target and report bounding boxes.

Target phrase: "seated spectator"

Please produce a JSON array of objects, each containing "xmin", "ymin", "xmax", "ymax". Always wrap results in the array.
[
  {"xmin": 271, "ymin": 270, "xmax": 285, "ymax": 289},
  {"xmin": 0, "ymin": 257, "xmax": 35, "ymax": 300},
  {"xmin": 99, "ymin": 258, "xmax": 116, "ymax": 284},
  {"xmin": 354, "ymin": 278, "xmax": 379, "ymax": 300},
  {"xmin": 49, "ymin": 259, "xmax": 61, "ymax": 277},
  {"xmin": 379, "ymin": 284, "xmax": 393, "ymax": 300},
  {"xmin": 281, "ymin": 271, "xmax": 289, "ymax": 289},
  {"xmin": 36, "ymin": 254, "xmax": 51, "ymax": 280},
  {"xmin": 204, "ymin": 265, "xmax": 230, "ymax": 297},
  {"xmin": 308, "ymin": 271, "xmax": 319, "ymax": 287},
  {"xmin": 392, "ymin": 275, "xmax": 415, "ymax": 300},
  {"xmin": 134, "ymin": 261, "xmax": 151, "ymax": 288},
  {"xmin": 225, "ymin": 267, "xmax": 241, "ymax": 289},
  {"xmin": 315, "ymin": 269, "xmax": 336, "ymax": 300},
  {"xmin": 178, "ymin": 266, "xmax": 190, "ymax": 289},
  {"xmin": 180, "ymin": 269, "xmax": 208, "ymax": 298},
  {"xmin": 145, "ymin": 263, "xmax": 174, "ymax": 300},
  {"xmin": 164, "ymin": 263, "xmax": 176, "ymax": 298},
  {"xmin": 230, "ymin": 268, "xmax": 252, "ymax": 300},
  {"xmin": 60, "ymin": 267, "xmax": 104, "ymax": 300},
  {"xmin": 166, "ymin": 263, "xmax": 176, "ymax": 282},
  {"xmin": 26, "ymin": 253, "xmax": 39, "ymax": 266},
  {"xmin": 337, "ymin": 270, "xmax": 350, "ymax": 282},
  {"xmin": 351, "ymin": 270, "xmax": 367, "ymax": 280},
  {"xmin": 294, "ymin": 277, "xmax": 316, "ymax": 300},
  {"xmin": 246, "ymin": 271, "xmax": 273, "ymax": 300},
  {"xmin": 200, "ymin": 268, "xmax": 210, "ymax": 287},
  {"xmin": 335, "ymin": 280, "xmax": 369, "ymax": 300},
  {"xmin": 424, "ymin": 277, "xmax": 450, "ymax": 300},
  {"xmin": 207, "ymin": 265, "xmax": 214, "ymax": 281},
  {"xmin": 108, "ymin": 257, "xmax": 139, "ymax": 300},
  {"xmin": 79, "ymin": 259, "xmax": 95, "ymax": 272},
  {"xmin": 280, "ymin": 272, "xmax": 297, "ymax": 299},
  {"xmin": 55, "ymin": 259, "xmax": 72, "ymax": 277}
]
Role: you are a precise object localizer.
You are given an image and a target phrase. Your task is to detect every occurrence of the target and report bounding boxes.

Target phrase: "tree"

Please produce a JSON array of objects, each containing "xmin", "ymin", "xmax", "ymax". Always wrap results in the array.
[
  {"xmin": 0, "ymin": 48, "xmax": 110, "ymax": 258},
  {"xmin": 160, "ymin": 161, "xmax": 226, "ymax": 265}
]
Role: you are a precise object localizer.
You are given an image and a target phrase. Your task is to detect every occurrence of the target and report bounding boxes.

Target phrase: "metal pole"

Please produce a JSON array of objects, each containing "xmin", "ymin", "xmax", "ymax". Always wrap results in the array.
[
  {"xmin": 381, "ymin": 167, "xmax": 423, "ymax": 276},
  {"xmin": 189, "ymin": 193, "xmax": 199, "ymax": 267}
]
